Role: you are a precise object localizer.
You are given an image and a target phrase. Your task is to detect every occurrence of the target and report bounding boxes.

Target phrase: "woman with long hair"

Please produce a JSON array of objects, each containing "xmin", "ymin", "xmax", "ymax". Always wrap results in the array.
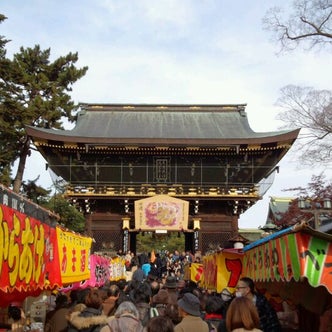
[{"xmin": 226, "ymin": 297, "xmax": 262, "ymax": 332}]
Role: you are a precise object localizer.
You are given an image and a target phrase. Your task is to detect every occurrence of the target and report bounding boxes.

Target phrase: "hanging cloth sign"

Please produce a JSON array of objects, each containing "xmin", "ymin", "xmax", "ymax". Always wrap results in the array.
[
  {"xmin": 202, "ymin": 250, "xmax": 243, "ymax": 292},
  {"xmin": 56, "ymin": 227, "xmax": 92, "ymax": 284},
  {"xmin": 243, "ymin": 232, "xmax": 332, "ymax": 294},
  {"xmin": 109, "ymin": 256, "xmax": 126, "ymax": 281},
  {"xmin": 0, "ymin": 204, "xmax": 61, "ymax": 292},
  {"xmin": 59, "ymin": 254, "xmax": 111, "ymax": 292},
  {"xmin": 87, "ymin": 254, "xmax": 110, "ymax": 288}
]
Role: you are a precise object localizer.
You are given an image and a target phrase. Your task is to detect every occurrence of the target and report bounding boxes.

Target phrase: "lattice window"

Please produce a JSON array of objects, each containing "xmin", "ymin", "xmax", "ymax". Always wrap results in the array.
[
  {"xmin": 92, "ymin": 230, "xmax": 122, "ymax": 252},
  {"xmin": 153, "ymin": 157, "xmax": 171, "ymax": 182},
  {"xmin": 201, "ymin": 232, "xmax": 232, "ymax": 254}
]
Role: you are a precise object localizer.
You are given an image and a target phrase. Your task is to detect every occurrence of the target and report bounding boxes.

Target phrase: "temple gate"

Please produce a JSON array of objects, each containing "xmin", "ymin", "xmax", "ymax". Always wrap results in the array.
[{"xmin": 26, "ymin": 104, "xmax": 299, "ymax": 254}]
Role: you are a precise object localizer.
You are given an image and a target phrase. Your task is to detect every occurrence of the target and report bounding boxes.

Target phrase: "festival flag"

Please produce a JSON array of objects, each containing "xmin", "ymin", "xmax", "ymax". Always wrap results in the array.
[{"xmin": 56, "ymin": 227, "xmax": 92, "ymax": 284}]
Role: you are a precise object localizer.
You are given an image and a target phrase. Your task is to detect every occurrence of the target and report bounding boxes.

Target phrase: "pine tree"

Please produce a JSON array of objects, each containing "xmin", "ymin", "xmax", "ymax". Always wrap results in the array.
[{"xmin": 0, "ymin": 41, "xmax": 88, "ymax": 192}]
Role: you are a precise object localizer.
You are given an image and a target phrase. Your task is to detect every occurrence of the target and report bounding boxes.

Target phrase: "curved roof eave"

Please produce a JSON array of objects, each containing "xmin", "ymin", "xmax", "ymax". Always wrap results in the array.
[{"xmin": 26, "ymin": 125, "xmax": 300, "ymax": 146}]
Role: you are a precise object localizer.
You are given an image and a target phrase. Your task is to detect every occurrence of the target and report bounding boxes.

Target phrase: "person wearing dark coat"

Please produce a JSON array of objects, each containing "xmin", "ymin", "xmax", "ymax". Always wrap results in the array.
[
  {"xmin": 236, "ymin": 277, "xmax": 281, "ymax": 332},
  {"xmin": 203, "ymin": 295, "xmax": 226, "ymax": 332},
  {"xmin": 132, "ymin": 281, "xmax": 153, "ymax": 327},
  {"xmin": 44, "ymin": 294, "xmax": 70, "ymax": 332},
  {"xmin": 67, "ymin": 289, "xmax": 108, "ymax": 332}
]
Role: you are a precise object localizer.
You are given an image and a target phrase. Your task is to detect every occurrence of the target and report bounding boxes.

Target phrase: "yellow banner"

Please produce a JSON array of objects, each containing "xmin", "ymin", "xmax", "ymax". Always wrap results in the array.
[
  {"xmin": 190, "ymin": 263, "xmax": 204, "ymax": 285},
  {"xmin": 56, "ymin": 227, "xmax": 92, "ymax": 284},
  {"xmin": 134, "ymin": 195, "xmax": 189, "ymax": 231},
  {"xmin": 203, "ymin": 251, "xmax": 243, "ymax": 292},
  {"xmin": 109, "ymin": 257, "xmax": 126, "ymax": 281}
]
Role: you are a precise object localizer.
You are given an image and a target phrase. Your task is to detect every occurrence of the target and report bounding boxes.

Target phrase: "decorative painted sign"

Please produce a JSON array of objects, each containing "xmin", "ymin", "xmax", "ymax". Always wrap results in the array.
[
  {"xmin": 243, "ymin": 232, "xmax": 332, "ymax": 294},
  {"xmin": 56, "ymin": 227, "xmax": 92, "ymax": 284},
  {"xmin": 134, "ymin": 195, "xmax": 189, "ymax": 230},
  {"xmin": 0, "ymin": 204, "xmax": 61, "ymax": 293},
  {"xmin": 88, "ymin": 254, "xmax": 110, "ymax": 287}
]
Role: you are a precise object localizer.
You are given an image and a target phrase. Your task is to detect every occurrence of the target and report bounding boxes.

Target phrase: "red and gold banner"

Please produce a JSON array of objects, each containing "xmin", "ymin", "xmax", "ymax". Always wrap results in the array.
[
  {"xmin": 0, "ymin": 204, "xmax": 61, "ymax": 293},
  {"xmin": 56, "ymin": 227, "xmax": 92, "ymax": 284},
  {"xmin": 243, "ymin": 232, "xmax": 332, "ymax": 294},
  {"xmin": 134, "ymin": 195, "xmax": 189, "ymax": 231},
  {"xmin": 202, "ymin": 250, "xmax": 243, "ymax": 293}
]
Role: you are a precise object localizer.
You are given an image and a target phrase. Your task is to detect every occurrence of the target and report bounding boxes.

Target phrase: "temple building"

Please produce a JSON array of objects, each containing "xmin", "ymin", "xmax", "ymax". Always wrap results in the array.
[{"xmin": 26, "ymin": 103, "xmax": 299, "ymax": 254}]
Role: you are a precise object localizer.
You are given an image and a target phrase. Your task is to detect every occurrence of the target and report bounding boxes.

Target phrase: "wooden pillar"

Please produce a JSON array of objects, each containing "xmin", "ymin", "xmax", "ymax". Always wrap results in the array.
[
  {"xmin": 184, "ymin": 232, "xmax": 194, "ymax": 253},
  {"xmin": 85, "ymin": 213, "xmax": 93, "ymax": 236},
  {"xmin": 130, "ymin": 232, "xmax": 137, "ymax": 254},
  {"xmin": 231, "ymin": 215, "xmax": 239, "ymax": 237}
]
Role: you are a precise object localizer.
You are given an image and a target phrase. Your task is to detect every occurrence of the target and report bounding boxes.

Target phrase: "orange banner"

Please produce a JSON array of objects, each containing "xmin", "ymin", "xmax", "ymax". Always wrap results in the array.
[
  {"xmin": 0, "ymin": 204, "xmax": 61, "ymax": 293},
  {"xmin": 134, "ymin": 195, "xmax": 189, "ymax": 231},
  {"xmin": 56, "ymin": 227, "xmax": 92, "ymax": 284}
]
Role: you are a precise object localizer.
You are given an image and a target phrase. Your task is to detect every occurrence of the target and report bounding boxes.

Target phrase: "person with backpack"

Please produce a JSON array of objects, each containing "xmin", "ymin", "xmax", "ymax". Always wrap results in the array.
[
  {"xmin": 150, "ymin": 289, "xmax": 170, "ymax": 317},
  {"xmin": 131, "ymin": 281, "xmax": 153, "ymax": 328}
]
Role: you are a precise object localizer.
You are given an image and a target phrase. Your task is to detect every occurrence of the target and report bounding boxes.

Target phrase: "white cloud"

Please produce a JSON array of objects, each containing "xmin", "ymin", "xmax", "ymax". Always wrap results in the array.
[{"xmin": 3, "ymin": 0, "xmax": 332, "ymax": 228}]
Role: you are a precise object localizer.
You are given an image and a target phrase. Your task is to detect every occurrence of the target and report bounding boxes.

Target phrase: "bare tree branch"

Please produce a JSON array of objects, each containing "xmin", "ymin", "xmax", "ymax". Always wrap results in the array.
[
  {"xmin": 276, "ymin": 85, "xmax": 332, "ymax": 165},
  {"xmin": 263, "ymin": 0, "xmax": 332, "ymax": 53}
]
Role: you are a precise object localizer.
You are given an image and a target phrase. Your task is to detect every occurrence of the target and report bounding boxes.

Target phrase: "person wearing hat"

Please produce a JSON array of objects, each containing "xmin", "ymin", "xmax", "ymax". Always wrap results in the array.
[
  {"xmin": 164, "ymin": 276, "xmax": 179, "ymax": 305},
  {"xmin": 175, "ymin": 293, "xmax": 209, "ymax": 332}
]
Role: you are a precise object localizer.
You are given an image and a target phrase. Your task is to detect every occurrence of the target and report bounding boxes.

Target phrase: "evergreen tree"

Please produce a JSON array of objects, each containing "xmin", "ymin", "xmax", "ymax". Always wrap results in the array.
[
  {"xmin": 0, "ymin": 15, "xmax": 88, "ymax": 192},
  {"xmin": 0, "ymin": 14, "xmax": 15, "ymax": 182},
  {"xmin": 43, "ymin": 194, "xmax": 86, "ymax": 233}
]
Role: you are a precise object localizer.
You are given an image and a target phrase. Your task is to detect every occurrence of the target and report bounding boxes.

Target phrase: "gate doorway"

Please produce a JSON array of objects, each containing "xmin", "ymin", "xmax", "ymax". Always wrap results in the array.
[{"xmin": 136, "ymin": 231, "xmax": 185, "ymax": 254}]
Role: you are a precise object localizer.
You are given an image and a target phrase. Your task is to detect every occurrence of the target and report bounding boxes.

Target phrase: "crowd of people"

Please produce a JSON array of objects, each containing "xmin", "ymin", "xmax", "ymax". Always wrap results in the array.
[
  {"xmin": 3, "ymin": 250, "xmax": 293, "ymax": 332},
  {"xmin": 37, "ymin": 250, "xmax": 284, "ymax": 332},
  {"xmin": 120, "ymin": 249, "xmax": 202, "ymax": 282}
]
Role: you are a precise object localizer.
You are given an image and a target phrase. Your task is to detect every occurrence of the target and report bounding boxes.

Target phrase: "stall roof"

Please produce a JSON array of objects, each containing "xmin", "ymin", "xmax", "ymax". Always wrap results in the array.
[
  {"xmin": 244, "ymin": 221, "xmax": 332, "ymax": 251},
  {"xmin": 243, "ymin": 222, "xmax": 332, "ymax": 295}
]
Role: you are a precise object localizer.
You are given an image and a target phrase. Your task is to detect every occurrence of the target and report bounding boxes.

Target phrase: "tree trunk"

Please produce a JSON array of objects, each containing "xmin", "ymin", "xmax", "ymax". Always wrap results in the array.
[{"xmin": 13, "ymin": 138, "xmax": 30, "ymax": 193}]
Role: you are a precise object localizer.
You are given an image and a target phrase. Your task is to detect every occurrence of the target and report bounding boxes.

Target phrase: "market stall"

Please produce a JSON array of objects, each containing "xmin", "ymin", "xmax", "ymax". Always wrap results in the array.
[
  {"xmin": 0, "ymin": 184, "xmax": 126, "ymax": 329},
  {"xmin": 242, "ymin": 222, "xmax": 332, "ymax": 316},
  {"xmin": 0, "ymin": 184, "xmax": 62, "ymax": 308}
]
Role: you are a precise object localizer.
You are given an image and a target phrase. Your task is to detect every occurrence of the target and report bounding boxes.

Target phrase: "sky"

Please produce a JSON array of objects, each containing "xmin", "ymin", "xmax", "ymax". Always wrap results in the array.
[{"xmin": 2, "ymin": 0, "xmax": 331, "ymax": 228}]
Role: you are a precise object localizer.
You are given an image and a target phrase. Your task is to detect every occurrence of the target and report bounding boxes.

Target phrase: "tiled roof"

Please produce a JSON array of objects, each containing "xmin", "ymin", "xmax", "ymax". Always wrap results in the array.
[{"xmin": 26, "ymin": 103, "xmax": 300, "ymax": 145}]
